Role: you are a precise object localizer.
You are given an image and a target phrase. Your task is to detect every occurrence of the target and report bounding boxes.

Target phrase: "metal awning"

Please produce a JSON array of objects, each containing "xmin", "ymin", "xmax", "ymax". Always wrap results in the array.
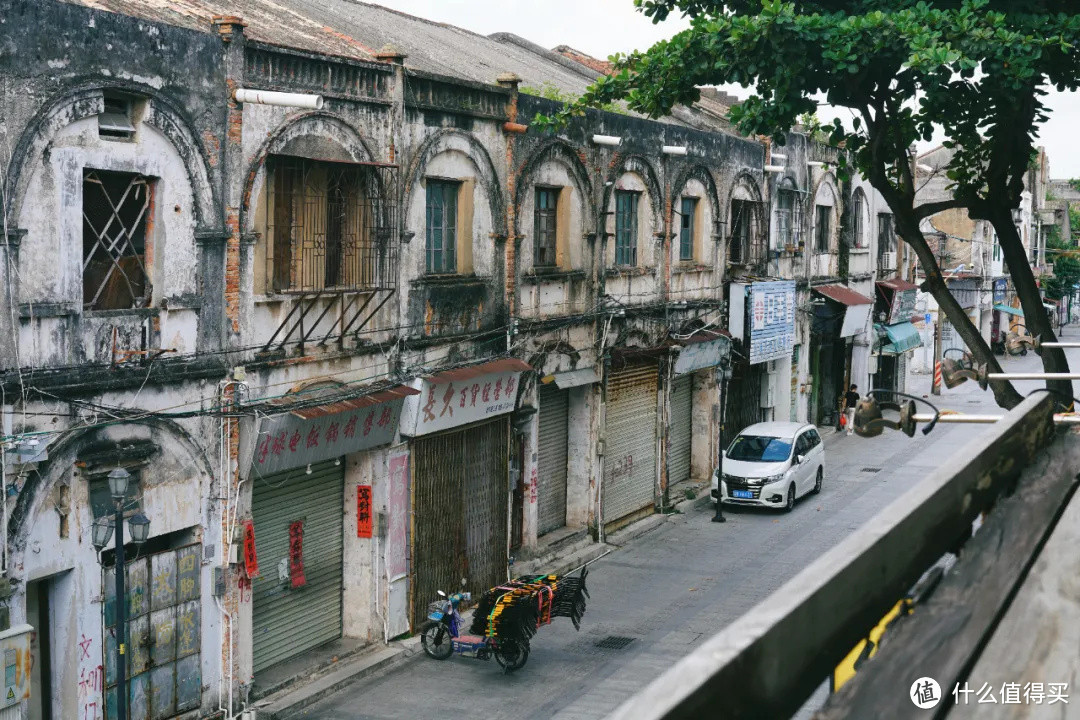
[
  {"xmin": 814, "ymin": 284, "xmax": 874, "ymax": 306},
  {"xmin": 993, "ymin": 303, "xmax": 1024, "ymax": 318},
  {"xmin": 541, "ymin": 367, "xmax": 600, "ymax": 389},
  {"xmin": 423, "ymin": 357, "xmax": 532, "ymax": 385},
  {"xmin": 876, "ymin": 321, "xmax": 923, "ymax": 355}
]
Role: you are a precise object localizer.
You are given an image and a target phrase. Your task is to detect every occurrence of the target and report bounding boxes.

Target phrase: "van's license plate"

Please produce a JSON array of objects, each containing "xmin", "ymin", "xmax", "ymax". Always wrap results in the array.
[{"xmin": 732, "ymin": 490, "xmax": 753, "ymax": 499}]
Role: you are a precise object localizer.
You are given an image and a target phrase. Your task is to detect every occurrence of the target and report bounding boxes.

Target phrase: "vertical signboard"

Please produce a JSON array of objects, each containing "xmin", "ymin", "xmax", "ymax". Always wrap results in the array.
[
  {"xmin": 243, "ymin": 521, "xmax": 259, "ymax": 578},
  {"xmin": 356, "ymin": 485, "xmax": 373, "ymax": 538},
  {"xmin": 749, "ymin": 280, "xmax": 797, "ymax": 364}
]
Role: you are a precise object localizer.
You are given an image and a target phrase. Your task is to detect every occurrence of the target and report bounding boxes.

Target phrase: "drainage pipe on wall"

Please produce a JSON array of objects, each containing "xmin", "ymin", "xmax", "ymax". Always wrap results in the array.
[{"xmin": 233, "ymin": 88, "xmax": 324, "ymax": 110}]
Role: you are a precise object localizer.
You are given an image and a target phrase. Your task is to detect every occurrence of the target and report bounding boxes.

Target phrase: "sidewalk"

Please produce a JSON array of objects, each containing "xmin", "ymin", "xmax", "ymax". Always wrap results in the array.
[{"xmin": 250, "ymin": 485, "xmax": 706, "ymax": 719}]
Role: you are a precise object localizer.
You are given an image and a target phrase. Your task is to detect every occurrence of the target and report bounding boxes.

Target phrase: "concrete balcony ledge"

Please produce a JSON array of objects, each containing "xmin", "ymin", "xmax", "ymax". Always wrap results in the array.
[
  {"xmin": 671, "ymin": 262, "xmax": 714, "ymax": 275},
  {"xmin": 604, "ymin": 265, "xmax": 657, "ymax": 278},
  {"xmin": 520, "ymin": 267, "xmax": 588, "ymax": 284}
]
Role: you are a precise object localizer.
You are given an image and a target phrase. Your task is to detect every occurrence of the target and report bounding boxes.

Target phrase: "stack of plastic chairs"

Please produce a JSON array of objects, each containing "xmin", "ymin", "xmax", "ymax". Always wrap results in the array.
[{"xmin": 468, "ymin": 566, "xmax": 590, "ymax": 641}]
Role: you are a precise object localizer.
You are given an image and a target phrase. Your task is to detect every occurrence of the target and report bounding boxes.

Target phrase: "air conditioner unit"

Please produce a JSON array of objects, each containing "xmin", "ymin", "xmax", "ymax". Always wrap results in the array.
[
  {"xmin": 881, "ymin": 251, "xmax": 897, "ymax": 269},
  {"xmin": 760, "ymin": 383, "xmax": 775, "ymax": 409}
]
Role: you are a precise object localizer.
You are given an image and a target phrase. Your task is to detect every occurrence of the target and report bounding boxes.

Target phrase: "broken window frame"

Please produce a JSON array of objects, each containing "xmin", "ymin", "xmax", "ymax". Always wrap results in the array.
[
  {"xmin": 775, "ymin": 179, "xmax": 800, "ymax": 250},
  {"xmin": 614, "ymin": 190, "xmax": 639, "ymax": 266},
  {"xmin": 82, "ymin": 169, "xmax": 153, "ymax": 312},
  {"xmin": 534, "ymin": 187, "xmax": 559, "ymax": 268},
  {"xmin": 877, "ymin": 212, "xmax": 897, "ymax": 266},
  {"xmin": 426, "ymin": 180, "xmax": 460, "ymax": 275},
  {"xmin": 729, "ymin": 199, "xmax": 763, "ymax": 265},
  {"xmin": 815, "ymin": 205, "xmax": 832, "ymax": 254}
]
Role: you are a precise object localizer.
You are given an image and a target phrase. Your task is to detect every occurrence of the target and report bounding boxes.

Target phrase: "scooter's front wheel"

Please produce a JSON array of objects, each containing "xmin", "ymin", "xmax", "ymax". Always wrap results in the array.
[
  {"xmin": 420, "ymin": 621, "xmax": 453, "ymax": 660},
  {"xmin": 494, "ymin": 638, "xmax": 529, "ymax": 673}
]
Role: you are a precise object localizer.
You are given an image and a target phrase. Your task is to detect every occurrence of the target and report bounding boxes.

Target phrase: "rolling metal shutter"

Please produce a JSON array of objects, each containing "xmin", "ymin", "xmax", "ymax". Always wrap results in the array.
[
  {"xmin": 668, "ymin": 375, "xmax": 693, "ymax": 487},
  {"xmin": 537, "ymin": 385, "xmax": 569, "ymax": 536},
  {"xmin": 412, "ymin": 418, "xmax": 509, "ymax": 628},
  {"xmin": 603, "ymin": 364, "xmax": 658, "ymax": 526},
  {"xmin": 252, "ymin": 459, "xmax": 344, "ymax": 674}
]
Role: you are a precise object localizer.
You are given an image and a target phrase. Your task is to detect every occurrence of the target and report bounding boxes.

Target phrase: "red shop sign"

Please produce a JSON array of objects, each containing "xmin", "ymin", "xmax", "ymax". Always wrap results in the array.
[
  {"xmin": 357, "ymin": 485, "xmax": 373, "ymax": 539},
  {"xmin": 243, "ymin": 520, "xmax": 259, "ymax": 578},
  {"xmin": 288, "ymin": 520, "xmax": 306, "ymax": 588}
]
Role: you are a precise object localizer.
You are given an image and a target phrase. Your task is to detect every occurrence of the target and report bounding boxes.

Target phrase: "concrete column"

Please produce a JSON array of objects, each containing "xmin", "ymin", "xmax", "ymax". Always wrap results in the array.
[
  {"xmin": 0, "ymin": 228, "xmax": 25, "ymax": 370},
  {"xmin": 690, "ymin": 369, "xmax": 718, "ymax": 481}
]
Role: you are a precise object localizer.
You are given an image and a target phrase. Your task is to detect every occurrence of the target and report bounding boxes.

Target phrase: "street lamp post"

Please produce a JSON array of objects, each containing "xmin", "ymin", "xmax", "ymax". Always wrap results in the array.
[
  {"xmin": 713, "ymin": 357, "xmax": 732, "ymax": 524},
  {"xmin": 92, "ymin": 468, "xmax": 150, "ymax": 720}
]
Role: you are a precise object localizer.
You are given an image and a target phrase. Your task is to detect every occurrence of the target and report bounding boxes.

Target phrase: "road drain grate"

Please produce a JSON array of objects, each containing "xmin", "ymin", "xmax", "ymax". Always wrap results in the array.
[
  {"xmin": 861, "ymin": 467, "xmax": 882, "ymax": 473},
  {"xmin": 595, "ymin": 635, "xmax": 636, "ymax": 650}
]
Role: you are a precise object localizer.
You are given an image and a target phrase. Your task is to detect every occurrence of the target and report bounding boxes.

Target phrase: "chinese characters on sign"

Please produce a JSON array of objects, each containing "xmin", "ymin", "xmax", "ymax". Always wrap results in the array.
[
  {"xmin": 251, "ymin": 396, "xmax": 410, "ymax": 476},
  {"xmin": 357, "ymin": 485, "xmax": 373, "ymax": 538},
  {"xmin": 386, "ymin": 453, "xmax": 409, "ymax": 579},
  {"xmin": 288, "ymin": 520, "xmax": 306, "ymax": 588},
  {"xmin": 952, "ymin": 681, "xmax": 1068, "ymax": 706},
  {"xmin": 888, "ymin": 288, "xmax": 918, "ymax": 325},
  {"xmin": 243, "ymin": 521, "xmax": 259, "ymax": 578},
  {"xmin": 400, "ymin": 367, "xmax": 526, "ymax": 436},
  {"xmin": 749, "ymin": 281, "xmax": 796, "ymax": 364},
  {"xmin": 993, "ymin": 278, "xmax": 1008, "ymax": 304}
]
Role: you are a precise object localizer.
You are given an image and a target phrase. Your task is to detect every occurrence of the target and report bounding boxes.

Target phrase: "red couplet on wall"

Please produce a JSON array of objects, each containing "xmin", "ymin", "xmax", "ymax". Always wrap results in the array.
[
  {"xmin": 288, "ymin": 520, "xmax": 306, "ymax": 588},
  {"xmin": 357, "ymin": 485, "xmax": 373, "ymax": 538},
  {"xmin": 243, "ymin": 520, "xmax": 259, "ymax": 578}
]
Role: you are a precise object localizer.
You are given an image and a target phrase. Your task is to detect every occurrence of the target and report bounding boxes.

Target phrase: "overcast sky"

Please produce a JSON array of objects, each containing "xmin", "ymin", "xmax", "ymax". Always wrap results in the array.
[{"xmin": 375, "ymin": 0, "xmax": 1080, "ymax": 178}]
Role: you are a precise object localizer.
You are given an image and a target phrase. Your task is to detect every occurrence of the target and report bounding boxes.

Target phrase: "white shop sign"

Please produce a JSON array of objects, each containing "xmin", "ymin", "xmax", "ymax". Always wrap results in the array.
[{"xmin": 399, "ymin": 368, "xmax": 524, "ymax": 436}]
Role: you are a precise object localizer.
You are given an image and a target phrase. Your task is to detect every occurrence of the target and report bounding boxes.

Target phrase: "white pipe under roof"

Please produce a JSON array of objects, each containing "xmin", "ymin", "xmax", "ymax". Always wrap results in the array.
[
  {"xmin": 592, "ymin": 134, "xmax": 622, "ymax": 147},
  {"xmin": 662, "ymin": 145, "xmax": 688, "ymax": 156},
  {"xmin": 234, "ymin": 88, "xmax": 324, "ymax": 110}
]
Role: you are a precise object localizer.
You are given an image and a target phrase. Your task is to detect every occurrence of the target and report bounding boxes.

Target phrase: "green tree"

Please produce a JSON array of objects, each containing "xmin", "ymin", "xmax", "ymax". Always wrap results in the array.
[{"xmin": 542, "ymin": 0, "xmax": 1080, "ymax": 408}]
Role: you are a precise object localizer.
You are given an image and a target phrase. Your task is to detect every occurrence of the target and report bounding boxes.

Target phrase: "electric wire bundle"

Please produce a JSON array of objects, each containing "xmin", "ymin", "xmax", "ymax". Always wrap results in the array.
[{"xmin": 469, "ymin": 567, "xmax": 590, "ymax": 644}]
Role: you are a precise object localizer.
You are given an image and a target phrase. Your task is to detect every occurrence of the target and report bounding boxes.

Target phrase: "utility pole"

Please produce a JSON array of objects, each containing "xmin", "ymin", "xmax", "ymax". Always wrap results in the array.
[{"xmin": 932, "ymin": 232, "xmax": 945, "ymax": 395}]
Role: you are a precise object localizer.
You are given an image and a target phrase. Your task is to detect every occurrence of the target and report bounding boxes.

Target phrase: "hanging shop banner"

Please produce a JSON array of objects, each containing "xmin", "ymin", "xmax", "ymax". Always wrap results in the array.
[
  {"xmin": 357, "ymin": 485, "xmax": 373, "ymax": 539},
  {"xmin": 674, "ymin": 335, "xmax": 732, "ymax": 375},
  {"xmin": 749, "ymin": 280, "xmax": 797, "ymax": 364},
  {"xmin": 888, "ymin": 288, "xmax": 918, "ymax": 325},
  {"xmin": 250, "ymin": 388, "xmax": 417, "ymax": 477},
  {"xmin": 993, "ymin": 278, "xmax": 1008, "ymax": 304},
  {"xmin": 398, "ymin": 358, "xmax": 531, "ymax": 436},
  {"xmin": 243, "ymin": 520, "xmax": 259, "ymax": 578},
  {"xmin": 288, "ymin": 520, "xmax": 306, "ymax": 588}
]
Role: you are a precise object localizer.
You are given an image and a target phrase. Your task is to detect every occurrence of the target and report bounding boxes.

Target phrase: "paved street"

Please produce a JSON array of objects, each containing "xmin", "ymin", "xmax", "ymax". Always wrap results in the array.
[{"xmin": 303, "ymin": 339, "xmax": 1079, "ymax": 720}]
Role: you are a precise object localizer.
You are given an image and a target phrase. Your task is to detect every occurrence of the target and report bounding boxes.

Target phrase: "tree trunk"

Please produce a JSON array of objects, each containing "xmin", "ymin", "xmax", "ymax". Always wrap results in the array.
[
  {"xmin": 891, "ymin": 213, "xmax": 1023, "ymax": 409},
  {"xmin": 988, "ymin": 209, "xmax": 1074, "ymax": 405}
]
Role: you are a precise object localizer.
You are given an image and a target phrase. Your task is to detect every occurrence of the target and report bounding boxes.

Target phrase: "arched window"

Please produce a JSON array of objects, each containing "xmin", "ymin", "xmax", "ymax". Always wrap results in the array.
[
  {"xmin": 775, "ymin": 177, "xmax": 800, "ymax": 249},
  {"xmin": 851, "ymin": 189, "xmax": 868, "ymax": 248}
]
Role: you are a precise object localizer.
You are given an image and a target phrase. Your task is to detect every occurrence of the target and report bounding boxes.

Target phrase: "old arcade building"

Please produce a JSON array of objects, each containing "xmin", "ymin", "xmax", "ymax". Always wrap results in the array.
[{"xmin": 0, "ymin": 1, "xmax": 897, "ymax": 717}]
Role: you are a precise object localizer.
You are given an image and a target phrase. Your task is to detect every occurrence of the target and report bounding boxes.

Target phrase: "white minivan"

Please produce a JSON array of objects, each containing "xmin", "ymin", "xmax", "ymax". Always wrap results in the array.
[{"xmin": 710, "ymin": 421, "xmax": 825, "ymax": 512}]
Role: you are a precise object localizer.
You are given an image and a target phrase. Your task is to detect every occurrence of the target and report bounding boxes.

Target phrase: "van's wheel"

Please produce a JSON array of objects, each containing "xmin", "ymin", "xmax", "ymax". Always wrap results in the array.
[
  {"xmin": 812, "ymin": 467, "xmax": 823, "ymax": 495},
  {"xmin": 784, "ymin": 484, "xmax": 796, "ymax": 512}
]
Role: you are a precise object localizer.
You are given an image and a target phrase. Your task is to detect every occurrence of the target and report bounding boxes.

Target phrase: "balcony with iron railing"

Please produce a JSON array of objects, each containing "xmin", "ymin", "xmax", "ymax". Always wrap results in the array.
[
  {"xmin": 607, "ymin": 392, "xmax": 1080, "ymax": 720},
  {"xmin": 256, "ymin": 157, "xmax": 400, "ymax": 355}
]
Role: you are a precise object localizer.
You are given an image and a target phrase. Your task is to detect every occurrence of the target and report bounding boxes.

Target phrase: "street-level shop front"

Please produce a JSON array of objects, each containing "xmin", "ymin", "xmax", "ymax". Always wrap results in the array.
[
  {"xmin": 603, "ymin": 360, "xmax": 660, "ymax": 532},
  {"xmin": 666, "ymin": 332, "xmax": 732, "ymax": 492},
  {"xmin": 536, "ymin": 367, "xmax": 599, "ymax": 539},
  {"xmin": 246, "ymin": 384, "xmax": 416, "ymax": 677},
  {"xmin": 398, "ymin": 359, "xmax": 531, "ymax": 628},
  {"xmin": 873, "ymin": 278, "xmax": 921, "ymax": 394},
  {"xmin": 810, "ymin": 285, "xmax": 874, "ymax": 426},
  {"xmin": 727, "ymin": 281, "xmax": 797, "ymax": 437}
]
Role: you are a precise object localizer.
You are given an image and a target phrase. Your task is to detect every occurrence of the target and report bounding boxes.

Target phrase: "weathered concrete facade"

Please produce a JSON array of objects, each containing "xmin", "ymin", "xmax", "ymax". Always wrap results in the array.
[{"xmin": 1, "ymin": 2, "xmax": 897, "ymax": 717}]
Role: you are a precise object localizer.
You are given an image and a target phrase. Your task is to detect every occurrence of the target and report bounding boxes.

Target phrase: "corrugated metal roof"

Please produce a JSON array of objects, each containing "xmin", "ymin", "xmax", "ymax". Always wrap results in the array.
[
  {"xmin": 814, "ymin": 284, "xmax": 874, "ymax": 306},
  {"xmin": 291, "ymin": 384, "xmax": 419, "ymax": 419},
  {"xmin": 424, "ymin": 358, "xmax": 532, "ymax": 384},
  {"xmin": 59, "ymin": 0, "xmax": 717, "ymax": 131},
  {"xmin": 62, "ymin": 0, "xmax": 380, "ymax": 61}
]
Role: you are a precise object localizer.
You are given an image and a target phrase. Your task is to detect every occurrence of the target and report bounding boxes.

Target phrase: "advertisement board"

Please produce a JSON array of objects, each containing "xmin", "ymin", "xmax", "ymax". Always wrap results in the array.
[{"xmin": 749, "ymin": 281, "xmax": 797, "ymax": 364}]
